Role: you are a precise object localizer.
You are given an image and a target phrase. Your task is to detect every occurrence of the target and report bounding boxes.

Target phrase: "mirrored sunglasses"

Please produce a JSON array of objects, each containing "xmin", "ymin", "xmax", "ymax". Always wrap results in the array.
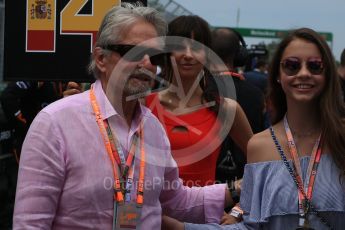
[
  {"xmin": 102, "ymin": 44, "xmax": 167, "ymax": 66},
  {"xmin": 280, "ymin": 57, "xmax": 324, "ymax": 76}
]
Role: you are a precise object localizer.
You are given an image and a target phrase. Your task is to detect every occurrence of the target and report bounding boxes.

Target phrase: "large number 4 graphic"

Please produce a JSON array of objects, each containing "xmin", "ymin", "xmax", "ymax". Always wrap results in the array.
[
  {"xmin": 60, "ymin": 0, "xmax": 117, "ymax": 52},
  {"xmin": 26, "ymin": 0, "xmax": 118, "ymax": 52}
]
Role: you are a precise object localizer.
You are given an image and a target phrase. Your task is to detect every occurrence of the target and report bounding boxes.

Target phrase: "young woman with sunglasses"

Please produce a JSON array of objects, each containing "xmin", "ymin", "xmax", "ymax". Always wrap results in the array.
[
  {"xmin": 164, "ymin": 28, "xmax": 345, "ymax": 230},
  {"xmin": 145, "ymin": 15, "xmax": 252, "ymax": 188}
]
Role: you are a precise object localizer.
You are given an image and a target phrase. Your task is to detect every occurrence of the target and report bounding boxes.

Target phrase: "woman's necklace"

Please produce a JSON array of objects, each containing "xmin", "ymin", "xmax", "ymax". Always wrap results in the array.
[
  {"xmin": 290, "ymin": 128, "xmax": 320, "ymax": 156},
  {"xmin": 291, "ymin": 128, "xmax": 318, "ymax": 139}
]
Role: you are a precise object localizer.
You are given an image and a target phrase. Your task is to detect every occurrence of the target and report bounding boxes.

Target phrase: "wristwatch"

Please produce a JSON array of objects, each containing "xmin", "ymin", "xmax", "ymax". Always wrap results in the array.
[{"xmin": 229, "ymin": 206, "xmax": 243, "ymax": 219}]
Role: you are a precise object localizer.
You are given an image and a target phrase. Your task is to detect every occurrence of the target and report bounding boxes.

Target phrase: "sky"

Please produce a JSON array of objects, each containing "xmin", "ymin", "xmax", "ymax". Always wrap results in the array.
[{"xmin": 172, "ymin": 0, "xmax": 345, "ymax": 62}]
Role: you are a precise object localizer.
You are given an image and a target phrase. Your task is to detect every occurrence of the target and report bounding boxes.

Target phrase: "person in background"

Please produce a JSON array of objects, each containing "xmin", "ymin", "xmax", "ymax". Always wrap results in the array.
[
  {"xmin": 0, "ymin": 102, "xmax": 16, "ymax": 230},
  {"xmin": 145, "ymin": 16, "xmax": 252, "ymax": 187},
  {"xmin": 13, "ymin": 4, "xmax": 235, "ymax": 229},
  {"xmin": 243, "ymin": 59, "xmax": 269, "ymax": 94},
  {"xmin": 164, "ymin": 27, "xmax": 345, "ymax": 230},
  {"xmin": 210, "ymin": 27, "xmax": 266, "ymax": 224},
  {"xmin": 0, "ymin": 80, "xmax": 82, "ymax": 229},
  {"xmin": 0, "ymin": 81, "xmax": 67, "ymax": 156},
  {"xmin": 0, "ymin": 81, "xmax": 66, "ymax": 229},
  {"xmin": 244, "ymin": 58, "xmax": 272, "ymax": 128},
  {"xmin": 210, "ymin": 26, "xmax": 265, "ymax": 190},
  {"xmin": 211, "ymin": 28, "xmax": 265, "ymax": 134},
  {"xmin": 0, "ymin": 80, "xmax": 84, "ymax": 155}
]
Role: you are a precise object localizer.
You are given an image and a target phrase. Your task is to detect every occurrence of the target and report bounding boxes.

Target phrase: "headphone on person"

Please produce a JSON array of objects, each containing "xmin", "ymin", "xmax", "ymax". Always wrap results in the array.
[{"xmin": 230, "ymin": 29, "xmax": 249, "ymax": 67}]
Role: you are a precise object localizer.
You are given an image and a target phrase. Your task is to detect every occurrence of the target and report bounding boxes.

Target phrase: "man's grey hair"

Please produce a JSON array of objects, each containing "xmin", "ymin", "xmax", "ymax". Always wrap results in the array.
[{"xmin": 88, "ymin": 2, "xmax": 167, "ymax": 78}]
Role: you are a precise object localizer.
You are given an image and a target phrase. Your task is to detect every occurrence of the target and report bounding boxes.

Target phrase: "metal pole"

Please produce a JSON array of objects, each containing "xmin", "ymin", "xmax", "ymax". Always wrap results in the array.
[{"xmin": 236, "ymin": 8, "xmax": 240, "ymax": 27}]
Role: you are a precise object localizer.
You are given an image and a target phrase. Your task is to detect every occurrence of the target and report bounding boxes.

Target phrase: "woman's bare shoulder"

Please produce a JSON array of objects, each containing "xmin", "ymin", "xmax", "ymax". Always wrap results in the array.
[
  {"xmin": 222, "ymin": 98, "xmax": 244, "ymax": 120},
  {"xmin": 247, "ymin": 125, "xmax": 283, "ymax": 163},
  {"xmin": 223, "ymin": 97, "xmax": 238, "ymax": 110}
]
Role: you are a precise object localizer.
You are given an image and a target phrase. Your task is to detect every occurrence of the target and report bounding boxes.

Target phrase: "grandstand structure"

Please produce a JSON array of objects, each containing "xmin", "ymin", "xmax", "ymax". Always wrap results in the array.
[{"xmin": 148, "ymin": 0, "xmax": 193, "ymax": 22}]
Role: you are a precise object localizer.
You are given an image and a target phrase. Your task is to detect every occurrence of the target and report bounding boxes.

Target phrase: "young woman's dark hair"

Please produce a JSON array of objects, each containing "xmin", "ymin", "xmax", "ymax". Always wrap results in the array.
[
  {"xmin": 167, "ymin": 15, "xmax": 211, "ymax": 46},
  {"xmin": 166, "ymin": 15, "xmax": 220, "ymax": 112},
  {"xmin": 268, "ymin": 27, "xmax": 345, "ymax": 177}
]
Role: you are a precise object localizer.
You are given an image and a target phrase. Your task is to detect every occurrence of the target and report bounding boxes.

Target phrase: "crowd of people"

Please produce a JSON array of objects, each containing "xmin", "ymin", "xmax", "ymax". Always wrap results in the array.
[{"xmin": 1, "ymin": 2, "xmax": 345, "ymax": 230}]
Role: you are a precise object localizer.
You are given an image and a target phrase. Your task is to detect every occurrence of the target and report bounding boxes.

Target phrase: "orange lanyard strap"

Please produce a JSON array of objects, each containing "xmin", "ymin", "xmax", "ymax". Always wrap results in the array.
[
  {"xmin": 89, "ymin": 86, "xmax": 146, "ymax": 205},
  {"xmin": 218, "ymin": 71, "xmax": 245, "ymax": 80},
  {"xmin": 283, "ymin": 115, "xmax": 322, "ymax": 215},
  {"xmin": 137, "ymin": 126, "xmax": 145, "ymax": 207},
  {"xmin": 104, "ymin": 117, "xmax": 138, "ymax": 176},
  {"xmin": 90, "ymin": 88, "xmax": 124, "ymax": 203},
  {"xmin": 103, "ymin": 121, "xmax": 123, "ymax": 166},
  {"xmin": 122, "ymin": 135, "xmax": 138, "ymax": 178}
]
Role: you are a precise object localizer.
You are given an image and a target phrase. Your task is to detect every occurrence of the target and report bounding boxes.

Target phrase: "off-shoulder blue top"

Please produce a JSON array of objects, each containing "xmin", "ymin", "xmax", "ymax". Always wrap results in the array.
[{"xmin": 185, "ymin": 154, "xmax": 345, "ymax": 229}]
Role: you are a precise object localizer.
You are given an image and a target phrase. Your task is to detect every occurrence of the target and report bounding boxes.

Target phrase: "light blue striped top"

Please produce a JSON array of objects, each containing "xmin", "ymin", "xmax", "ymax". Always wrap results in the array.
[{"xmin": 185, "ymin": 154, "xmax": 345, "ymax": 230}]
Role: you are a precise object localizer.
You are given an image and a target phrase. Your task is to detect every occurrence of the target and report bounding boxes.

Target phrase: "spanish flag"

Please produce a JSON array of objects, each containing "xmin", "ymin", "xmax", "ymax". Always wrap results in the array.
[{"xmin": 26, "ymin": 0, "xmax": 55, "ymax": 52}]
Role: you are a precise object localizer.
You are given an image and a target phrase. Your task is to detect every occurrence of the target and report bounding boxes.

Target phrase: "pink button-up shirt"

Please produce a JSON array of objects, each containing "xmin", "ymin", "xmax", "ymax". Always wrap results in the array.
[{"xmin": 13, "ymin": 80, "xmax": 226, "ymax": 229}]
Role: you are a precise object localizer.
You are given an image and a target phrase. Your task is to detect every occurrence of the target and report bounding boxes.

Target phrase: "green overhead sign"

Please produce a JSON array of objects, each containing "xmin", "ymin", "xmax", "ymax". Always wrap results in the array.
[{"xmin": 234, "ymin": 27, "xmax": 333, "ymax": 42}]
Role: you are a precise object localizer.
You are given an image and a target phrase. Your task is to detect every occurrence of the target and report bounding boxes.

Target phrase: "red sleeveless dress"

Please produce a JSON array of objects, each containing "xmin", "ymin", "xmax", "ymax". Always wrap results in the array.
[{"xmin": 146, "ymin": 93, "xmax": 222, "ymax": 186}]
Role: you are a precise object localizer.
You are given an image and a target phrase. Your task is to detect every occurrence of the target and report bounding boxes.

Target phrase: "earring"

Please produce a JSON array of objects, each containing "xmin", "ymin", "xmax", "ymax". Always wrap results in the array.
[{"xmin": 277, "ymin": 79, "xmax": 280, "ymax": 83}]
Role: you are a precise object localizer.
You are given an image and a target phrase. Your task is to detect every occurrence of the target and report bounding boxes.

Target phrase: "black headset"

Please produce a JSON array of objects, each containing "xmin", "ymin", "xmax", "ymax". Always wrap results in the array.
[{"xmin": 231, "ymin": 29, "xmax": 249, "ymax": 67}]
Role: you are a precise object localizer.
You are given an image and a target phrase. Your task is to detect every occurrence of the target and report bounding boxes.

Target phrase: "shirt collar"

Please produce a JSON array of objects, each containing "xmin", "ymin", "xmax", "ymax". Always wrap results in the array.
[
  {"xmin": 93, "ymin": 80, "xmax": 116, "ymax": 120},
  {"xmin": 92, "ymin": 80, "xmax": 150, "ymax": 126}
]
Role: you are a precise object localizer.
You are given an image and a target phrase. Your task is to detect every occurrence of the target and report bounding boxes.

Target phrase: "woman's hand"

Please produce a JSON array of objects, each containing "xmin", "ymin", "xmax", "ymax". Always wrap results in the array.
[
  {"xmin": 220, "ymin": 212, "xmax": 241, "ymax": 225},
  {"xmin": 63, "ymin": 82, "xmax": 82, "ymax": 97}
]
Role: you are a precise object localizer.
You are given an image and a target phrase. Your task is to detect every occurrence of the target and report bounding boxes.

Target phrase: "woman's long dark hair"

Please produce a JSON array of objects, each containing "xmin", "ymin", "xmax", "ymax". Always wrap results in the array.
[
  {"xmin": 268, "ymin": 28, "xmax": 345, "ymax": 177},
  {"xmin": 166, "ymin": 15, "xmax": 220, "ymax": 112}
]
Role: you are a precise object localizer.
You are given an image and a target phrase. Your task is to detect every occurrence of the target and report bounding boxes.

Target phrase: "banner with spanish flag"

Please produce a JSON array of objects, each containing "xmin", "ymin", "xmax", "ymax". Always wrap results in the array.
[
  {"xmin": 26, "ymin": 0, "xmax": 56, "ymax": 52},
  {"xmin": 5, "ymin": 0, "xmax": 146, "ymax": 81}
]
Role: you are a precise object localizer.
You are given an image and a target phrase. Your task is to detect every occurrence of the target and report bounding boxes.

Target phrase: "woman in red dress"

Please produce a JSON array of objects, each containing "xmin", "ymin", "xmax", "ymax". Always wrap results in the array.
[{"xmin": 146, "ymin": 15, "xmax": 252, "ymax": 187}]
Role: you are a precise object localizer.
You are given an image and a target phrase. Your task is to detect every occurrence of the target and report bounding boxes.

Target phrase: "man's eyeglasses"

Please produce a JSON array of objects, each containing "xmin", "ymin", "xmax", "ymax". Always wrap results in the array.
[
  {"xmin": 102, "ymin": 44, "xmax": 167, "ymax": 66},
  {"xmin": 280, "ymin": 57, "xmax": 324, "ymax": 76}
]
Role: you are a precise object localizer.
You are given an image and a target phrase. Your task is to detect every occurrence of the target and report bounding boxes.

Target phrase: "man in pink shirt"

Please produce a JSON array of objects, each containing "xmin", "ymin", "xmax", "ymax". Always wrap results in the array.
[{"xmin": 13, "ymin": 3, "xmax": 234, "ymax": 229}]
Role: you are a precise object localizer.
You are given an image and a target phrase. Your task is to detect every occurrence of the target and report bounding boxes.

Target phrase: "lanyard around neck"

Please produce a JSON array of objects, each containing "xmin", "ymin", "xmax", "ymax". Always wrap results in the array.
[
  {"xmin": 90, "ymin": 86, "xmax": 145, "ymax": 206},
  {"xmin": 283, "ymin": 115, "xmax": 322, "ymax": 217}
]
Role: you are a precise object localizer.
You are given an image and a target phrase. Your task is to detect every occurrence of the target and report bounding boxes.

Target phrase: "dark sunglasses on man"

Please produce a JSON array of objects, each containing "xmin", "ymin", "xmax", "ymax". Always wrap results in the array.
[
  {"xmin": 102, "ymin": 44, "xmax": 168, "ymax": 67},
  {"xmin": 280, "ymin": 57, "xmax": 324, "ymax": 76}
]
